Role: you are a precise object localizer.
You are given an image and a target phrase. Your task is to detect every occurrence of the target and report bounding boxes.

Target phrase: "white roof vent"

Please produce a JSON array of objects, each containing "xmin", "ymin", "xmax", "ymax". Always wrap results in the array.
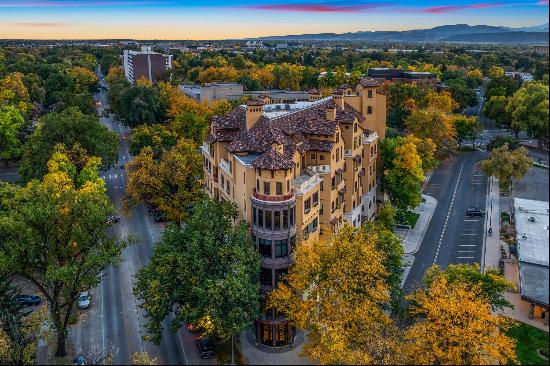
[
  {"xmin": 528, "ymin": 216, "xmax": 536, "ymax": 222},
  {"xmin": 521, "ymin": 233, "xmax": 527, "ymax": 239}
]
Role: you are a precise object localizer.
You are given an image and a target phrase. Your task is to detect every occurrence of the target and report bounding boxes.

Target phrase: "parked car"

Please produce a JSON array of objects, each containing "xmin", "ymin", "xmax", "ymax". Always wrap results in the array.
[
  {"xmin": 78, "ymin": 291, "xmax": 91, "ymax": 309},
  {"xmin": 15, "ymin": 294, "xmax": 41, "ymax": 306},
  {"xmin": 466, "ymin": 207, "xmax": 485, "ymax": 217},
  {"xmin": 195, "ymin": 336, "xmax": 215, "ymax": 359},
  {"xmin": 107, "ymin": 215, "xmax": 120, "ymax": 224}
]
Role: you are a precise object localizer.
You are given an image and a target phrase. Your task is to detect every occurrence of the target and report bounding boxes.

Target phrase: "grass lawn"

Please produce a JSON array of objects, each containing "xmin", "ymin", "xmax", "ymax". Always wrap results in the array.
[
  {"xmin": 507, "ymin": 322, "xmax": 549, "ymax": 365},
  {"xmin": 396, "ymin": 211, "xmax": 420, "ymax": 228}
]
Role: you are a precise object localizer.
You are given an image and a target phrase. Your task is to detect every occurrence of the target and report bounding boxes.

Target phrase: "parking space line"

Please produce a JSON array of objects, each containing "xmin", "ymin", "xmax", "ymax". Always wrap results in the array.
[
  {"xmin": 457, "ymin": 256, "xmax": 475, "ymax": 259},
  {"xmin": 461, "ymin": 233, "xmax": 478, "ymax": 236},
  {"xmin": 459, "ymin": 244, "xmax": 477, "ymax": 247},
  {"xmin": 464, "ymin": 219, "xmax": 479, "ymax": 222},
  {"xmin": 458, "ymin": 250, "xmax": 476, "ymax": 253}
]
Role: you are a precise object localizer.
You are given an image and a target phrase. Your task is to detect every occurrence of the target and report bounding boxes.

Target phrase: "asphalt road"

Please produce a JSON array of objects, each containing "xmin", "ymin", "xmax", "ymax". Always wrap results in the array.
[
  {"xmin": 69, "ymin": 74, "xmax": 211, "ymax": 365},
  {"xmin": 403, "ymin": 151, "xmax": 489, "ymax": 294}
]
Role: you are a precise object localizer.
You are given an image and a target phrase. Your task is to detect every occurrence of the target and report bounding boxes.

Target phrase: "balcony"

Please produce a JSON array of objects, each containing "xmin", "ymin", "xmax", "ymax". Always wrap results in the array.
[
  {"xmin": 219, "ymin": 158, "xmax": 232, "ymax": 175},
  {"xmin": 201, "ymin": 142, "xmax": 210, "ymax": 156},
  {"xmin": 344, "ymin": 149, "xmax": 353, "ymax": 158},
  {"xmin": 291, "ymin": 168, "xmax": 321, "ymax": 196},
  {"xmin": 309, "ymin": 165, "xmax": 330, "ymax": 175},
  {"xmin": 252, "ymin": 188, "xmax": 295, "ymax": 202},
  {"xmin": 363, "ymin": 131, "xmax": 379, "ymax": 145}
]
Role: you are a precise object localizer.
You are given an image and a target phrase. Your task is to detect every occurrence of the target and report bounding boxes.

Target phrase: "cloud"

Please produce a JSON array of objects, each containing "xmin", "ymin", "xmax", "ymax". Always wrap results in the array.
[
  {"xmin": 238, "ymin": 2, "xmax": 389, "ymax": 13},
  {"xmin": 423, "ymin": 2, "xmax": 509, "ymax": 13},
  {"xmin": 536, "ymin": 0, "xmax": 549, "ymax": 4}
]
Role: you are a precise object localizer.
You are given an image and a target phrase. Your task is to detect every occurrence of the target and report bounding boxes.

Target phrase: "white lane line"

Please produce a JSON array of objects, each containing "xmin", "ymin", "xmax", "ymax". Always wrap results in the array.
[
  {"xmin": 464, "ymin": 219, "xmax": 479, "ymax": 222},
  {"xmin": 461, "ymin": 233, "xmax": 478, "ymax": 236},
  {"xmin": 459, "ymin": 244, "xmax": 477, "ymax": 247},
  {"xmin": 457, "ymin": 256, "xmax": 475, "ymax": 259},
  {"xmin": 458, "ymin": 250, "xmax": 476, "ymax": 253},
  {"xmin": 433, "ymin": 162, "xmax": 464, "ymax": 265}
]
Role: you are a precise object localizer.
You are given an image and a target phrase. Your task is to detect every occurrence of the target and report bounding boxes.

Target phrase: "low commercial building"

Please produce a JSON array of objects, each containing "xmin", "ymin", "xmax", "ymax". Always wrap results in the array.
[
  {"xmin": 123, "ymin": 46, "xmax": 172, "ymax": 84},
  {"xmin": 505, "ymin": 71, "xmax": 534, "ymax": 83},
  {"xmin": 514, "ymin": 198, "xmax": 549, "ymax": 316},
  {"xmin": 201, "ymin": 79, "xmax": 386, "ymax": 348},
  {"xmin": 367, "ymin": 68, "xmax": 439, "ymax": 88},
  {"xmin": 180, "ymin": 83, "xmax": 244, "ymax": 103}
]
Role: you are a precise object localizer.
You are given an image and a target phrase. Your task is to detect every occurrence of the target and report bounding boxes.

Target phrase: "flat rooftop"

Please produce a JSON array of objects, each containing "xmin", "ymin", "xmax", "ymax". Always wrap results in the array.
[
  {"xmin": 244, "ymin": 97, "xmax": 332, "ymax": 120},
  {"xmin": 514, "ymin": 198, "xmax": 549, "ymax": 267}
]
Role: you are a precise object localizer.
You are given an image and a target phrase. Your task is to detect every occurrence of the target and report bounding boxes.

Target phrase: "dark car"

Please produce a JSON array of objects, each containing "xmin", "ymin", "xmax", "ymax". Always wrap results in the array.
[
  {"xmin": 466, "ymin": 207, "xmax": 485, "ymax": 217},
  {"xmin": 15, "ymin": 295, "xmax": 41, "ymax": 306},
  {"xmin": 195, "ymin": 336, "xmax": 215, "ymax": 359},
  {"xmin": 107, "ymin": 215, "xmax": 121, "ymax": 224},
  {"xmin": 187, "ymin": 323, "xmax": 199, "ymax": 332}
]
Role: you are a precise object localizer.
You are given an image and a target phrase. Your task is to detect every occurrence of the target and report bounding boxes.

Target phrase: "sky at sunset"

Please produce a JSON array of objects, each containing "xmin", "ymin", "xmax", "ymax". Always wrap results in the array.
[{"xmin": 0, "ymin": 0, "xmax": 548, "ymax": 39}]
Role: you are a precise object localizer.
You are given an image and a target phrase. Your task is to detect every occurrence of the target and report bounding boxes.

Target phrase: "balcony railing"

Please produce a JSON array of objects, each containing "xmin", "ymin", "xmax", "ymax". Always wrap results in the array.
[
  {"xmin": 309, "ymin": 165, "xmax": 330, "ymax": 175},
  {"xmin": 219, "ymin": 158, "xmax": 232, "ymax": 175},
  {"xmin": 344, "ymin": 149, "xmax": 352, "ymax": 157},
  {"xmin": 252, "ymin": 188, "xmax": 295, "ymax": 202},
  {"xmin": 363, "ymin": 131, "xmax": 379, "ymax": 145}
]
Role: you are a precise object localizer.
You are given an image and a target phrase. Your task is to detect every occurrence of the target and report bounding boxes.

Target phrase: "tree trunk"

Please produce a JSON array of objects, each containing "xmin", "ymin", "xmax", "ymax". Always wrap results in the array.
[
  {"xmin": 55, "ymin": 331, "xmax": 67, "ymax": 357},
  {"xmin": 231, "ymin": 333, "xmax": 235, "ymax": 365}
]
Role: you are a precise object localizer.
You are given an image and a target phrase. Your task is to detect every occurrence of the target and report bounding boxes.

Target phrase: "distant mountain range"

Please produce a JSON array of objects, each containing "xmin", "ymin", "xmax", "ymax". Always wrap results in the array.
[{"xmin": 254, "ymin": 23, "xmax": 549, "ymax": 43}]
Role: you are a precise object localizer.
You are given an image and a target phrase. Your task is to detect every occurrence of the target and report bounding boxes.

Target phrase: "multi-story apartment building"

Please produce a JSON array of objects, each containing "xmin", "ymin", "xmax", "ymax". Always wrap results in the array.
[
  {"xmin": 200, "ymin": 78, "xmax": 386, "ymax": 348},
  {"xmin": 123, "ymin": 46, "xmax": 172, "ymax": 84},
  {"xmin": 367, "ymin": 68, "xmax": 439, "ymax": 89}
]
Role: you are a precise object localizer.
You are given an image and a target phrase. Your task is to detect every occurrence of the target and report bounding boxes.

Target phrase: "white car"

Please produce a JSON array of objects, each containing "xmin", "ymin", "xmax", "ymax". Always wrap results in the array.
[{"xmin": 78, "ymin": 291, "xmax": 91, "ymax": 309}]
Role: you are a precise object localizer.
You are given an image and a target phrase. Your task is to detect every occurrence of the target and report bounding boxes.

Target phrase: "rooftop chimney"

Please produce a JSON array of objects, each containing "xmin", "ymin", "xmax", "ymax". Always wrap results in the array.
[
  {"xmin": 332, "ymin": 89, "xmax": 345, "ymax": 110},
  {"xmin": 246, "ymin": 99, "xmax": 264, "ymax": 129},
  {"xmin": 325, "ymin": 105, "xmax": 337, "ymax": 121}
]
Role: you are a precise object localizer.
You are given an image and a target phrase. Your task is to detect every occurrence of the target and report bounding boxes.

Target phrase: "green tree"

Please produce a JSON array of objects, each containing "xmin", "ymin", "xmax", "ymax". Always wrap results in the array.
[
  {"xmin": 506, "ymin": 81, "xmax": 549, "ymax": 149},
  {"xmin": 0, "ymin": 152, "xmax": 126, "ymax": 357},
  {"xmin": 423, "ymin": 263, "xmax": 513, "ymax": 310},
  {"xmin": 445, "ymin": 78, "xmax": 477, "ymax": 111},
  {"xmin": 486, "ymin": 135, "xmax": 519, "ymax": 151},
  {"xmin": 125, "ymin": 139, "xmax": 202, "ymax": 222},
  {"xmin": 134, "ymin": 199, "xmax": 260, "ymax": 363},
  {"xmin": 0, "ymin": 106, "xmax": 24, "ymax": 161},
  {"xmin": 0, "ymin": 277, "xmax": 51, "ymax": 365},
  {"xmin": 481, "ymin": 145, "xmax": 532, "ymax": 188},
  {"xmin": 453, "ymin": 115, "xmax": 482, "ymax": 147},
  {"xmin": 130, "ymin": 124, "xmax": 177, "ymax": 156},
  {"xmin": 19, "ymin": 107, "xmax": 118, "ymax": 181},
  {"xmin": 483, "ymin": 95, "xmax": 513, "ymax": 131},
  {"xmin": 375, "ymin": 201, "xmax": 397, "ymax": 230},
  {"xmin": 119, "ymin": 84, "xmax": 166, "ymax": 127},
  {"xmin": 171, "ymin": 111, "xmax": 209, "ymax": 146}
]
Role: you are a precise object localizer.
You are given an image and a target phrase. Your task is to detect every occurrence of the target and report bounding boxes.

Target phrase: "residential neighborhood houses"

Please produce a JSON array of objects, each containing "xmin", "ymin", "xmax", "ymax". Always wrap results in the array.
[{"xmin": 0, "ymin": 21, "xmax": 549, "ymax": 366}]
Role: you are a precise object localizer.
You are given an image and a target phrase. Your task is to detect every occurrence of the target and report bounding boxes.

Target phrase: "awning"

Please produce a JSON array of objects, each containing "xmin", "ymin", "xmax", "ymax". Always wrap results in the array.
[
  {"xmin": 339, "ymin": 187, "xmax": 347, "ymax": 194},
  {"xmin": 335, "ymin": 168, "xmax": 344, "ymax": 174},
  {"xmin": 353, "ymin": 154, "xmax": 362, "ymax": 162},
  {"xmin": 358, "ymin": 169, "xmax": 366, "ymax": 177}
]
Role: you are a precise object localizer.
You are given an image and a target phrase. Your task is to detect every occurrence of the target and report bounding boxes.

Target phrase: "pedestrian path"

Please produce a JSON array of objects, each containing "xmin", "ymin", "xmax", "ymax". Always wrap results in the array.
[
  {"xmin": 482, "ymin": 176, "xmax": 500, "ymax": 271},
  {"xmin": 400, "ymin": 194, "xmax": 437, "ymax": 255}
]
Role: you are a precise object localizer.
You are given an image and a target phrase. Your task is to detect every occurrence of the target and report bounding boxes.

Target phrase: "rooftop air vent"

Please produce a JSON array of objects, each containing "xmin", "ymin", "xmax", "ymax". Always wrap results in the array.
[
  {"xmin": 528, "ymin": 216, "xmax": 536, "ymax": 222},
  {"xmin": 521, "ymin": 233, "xmax": 527, "ymax": 239}
]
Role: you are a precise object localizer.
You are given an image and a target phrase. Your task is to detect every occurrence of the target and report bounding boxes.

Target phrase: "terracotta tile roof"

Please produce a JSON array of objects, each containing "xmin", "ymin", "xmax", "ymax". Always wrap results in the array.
[
  {"xmin": 247, "ymin": 99, "xmax": 264, "ymax": 106},
  {"xmin": 358, "ymin": 78, "xmax": 380, "ymax": 87},
  {"xmin": 252, "ymin": 148, "xmax": 294, "ymax": 170},
  {"xmin": 308, "ymin": 139, "xmax": 334, "ymax": 152},
  {"xmin": 206, "ymin": 96, "xmax": 366, "ymax": 170}
]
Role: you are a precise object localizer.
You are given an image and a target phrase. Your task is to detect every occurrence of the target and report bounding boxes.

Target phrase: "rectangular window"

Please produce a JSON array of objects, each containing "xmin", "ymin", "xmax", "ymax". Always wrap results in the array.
[
  {"xmin": 287, "ymin": 180, "xmax": 290, "ymax": 191},
  {"xmin": 290, "ymin": 206, "xmax": 295, "ymax": 225},
  {"xmin": 274, "ymin": 211, "xmax": 281, "ymax": 229},
  {"xmin": 331, "ymin": 176, "xmax": 336, "ymax": 189},
  {"xmin": 221, "ymin": 175, "xmax": 225, "ymax": 188},
  {"xmin": 264, "ymin": 181, "xmax": 270, "ymax": 195},
  {"xmin": 256, "ymin": 179, "xmax": 260, "ymax": 191},
  {"xmin": 336, "ymin": 149, "xmax": 340, "ymax": 162},
  {"xmin": 367, "ymin": 90, "xmax": 373, "ymax": 98},
  {"xmin": 312, "ymin": 217, "xmax": 318, "ymax": 231},
  {"xmin": 320, "ymin": 154, "xmax": 325, "ymax": 161},
  {"xmin": 258, "ymin": 209, "xmax": 264, "ymax": 228},
  {"xmin": 243, "ymin": 172, "xmax": 246, "ymax": 183},
  {"xmin": 313, "ymin": 192, "xmax": 319, "ymax": 206},
  {"xmin": 266, "ymin": 210, "xmax": 272, "ymax": 229},
  {"xmin": 310, "ymin": 153, "xmax": 316, "ymax": 159},
  {"xmin": 367, "ymin": 106, "xmax": 373, "ymax": 114},
  {"xmin": 304, "ymin": 198, "xmax": 311, "ymax": 214},
  {"xmin": 259, "ymin": 238, "xmax": 272, "ymax": 258},
  {"xmin": 276, "ymin": 182, "xmax": 282, "ymax": 195},
  {"xmin": 320, "ymin": 181, "xmax": 324, "ymax": 191},
  {"xmin": 275, "ymin": 239, "xmax": 288, "ymax": 258},
  {"xmin": 253, "ymin": 207, "xmax": 257, "ymax": 225},
  {"xmin": 226, "ymin": 181, "xmax": 230, "ymax": 194},
  {"xmin": 336, "ymin": 133, "xmax": 340, "ymax": 143},
  {"xmin": 320, "ymin": 203, "xmax": 324, "ymax": 215},
  {"xmin": 283, "ymin": 209, "xmax": 288, "ymax": 229}
]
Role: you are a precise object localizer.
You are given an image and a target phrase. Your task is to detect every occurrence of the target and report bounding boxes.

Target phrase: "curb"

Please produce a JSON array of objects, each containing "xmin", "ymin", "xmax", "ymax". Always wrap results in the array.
[{"xmin": 405, "ymin": 194, "xmax": 437, "ymax": 256}]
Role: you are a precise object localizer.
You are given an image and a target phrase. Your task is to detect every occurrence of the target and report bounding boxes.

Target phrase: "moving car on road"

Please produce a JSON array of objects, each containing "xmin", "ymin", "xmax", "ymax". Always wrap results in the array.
[
  {"xmin": 15, "ymin": 294, "xmax": 41, "ymax": 306},
  {"xmin": 107, "ymin": 215, "xmax": 121, "ymax": 224},
  {"xmin": 195, "ymin": 336, "xmax": 215, "ymax": 359},
  {"xmin": 78, "ymin": 291, "xmax": 91, "ymax": 309},
  {"xmin": 466, "ymin": 207, "xmax": 485, "ymax": 217}
]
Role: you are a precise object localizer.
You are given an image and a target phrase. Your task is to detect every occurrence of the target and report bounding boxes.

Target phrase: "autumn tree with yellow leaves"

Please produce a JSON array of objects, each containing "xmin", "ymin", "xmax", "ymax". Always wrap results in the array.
[
  {"xmin": 404, "ymin": 267, "xmax": 517, "ymax": 365},
  {"xmin": 125, "ymin": 139, "xmax": 203, "ymax": 222},
  {"xmin": 268, "ymin": 224, "xmax": 404, "ymax": 365},
  {"xmin": 0, "ymin": 149, "xmax": 126, "ymax": 357}
]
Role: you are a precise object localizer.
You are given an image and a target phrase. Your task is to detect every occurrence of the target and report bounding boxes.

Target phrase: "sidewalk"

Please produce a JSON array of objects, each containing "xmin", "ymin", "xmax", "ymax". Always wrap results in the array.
[
  {"xmin": 482, "ymin": 176, "xmax": 501, "ymax": 271},
  {"xmin": 398, "ymin": 194, "xmax": 437, "ymax": 255},
  {"xmin": 239, "ymin": 331, "xmax": 316, "ymax": 365}
]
